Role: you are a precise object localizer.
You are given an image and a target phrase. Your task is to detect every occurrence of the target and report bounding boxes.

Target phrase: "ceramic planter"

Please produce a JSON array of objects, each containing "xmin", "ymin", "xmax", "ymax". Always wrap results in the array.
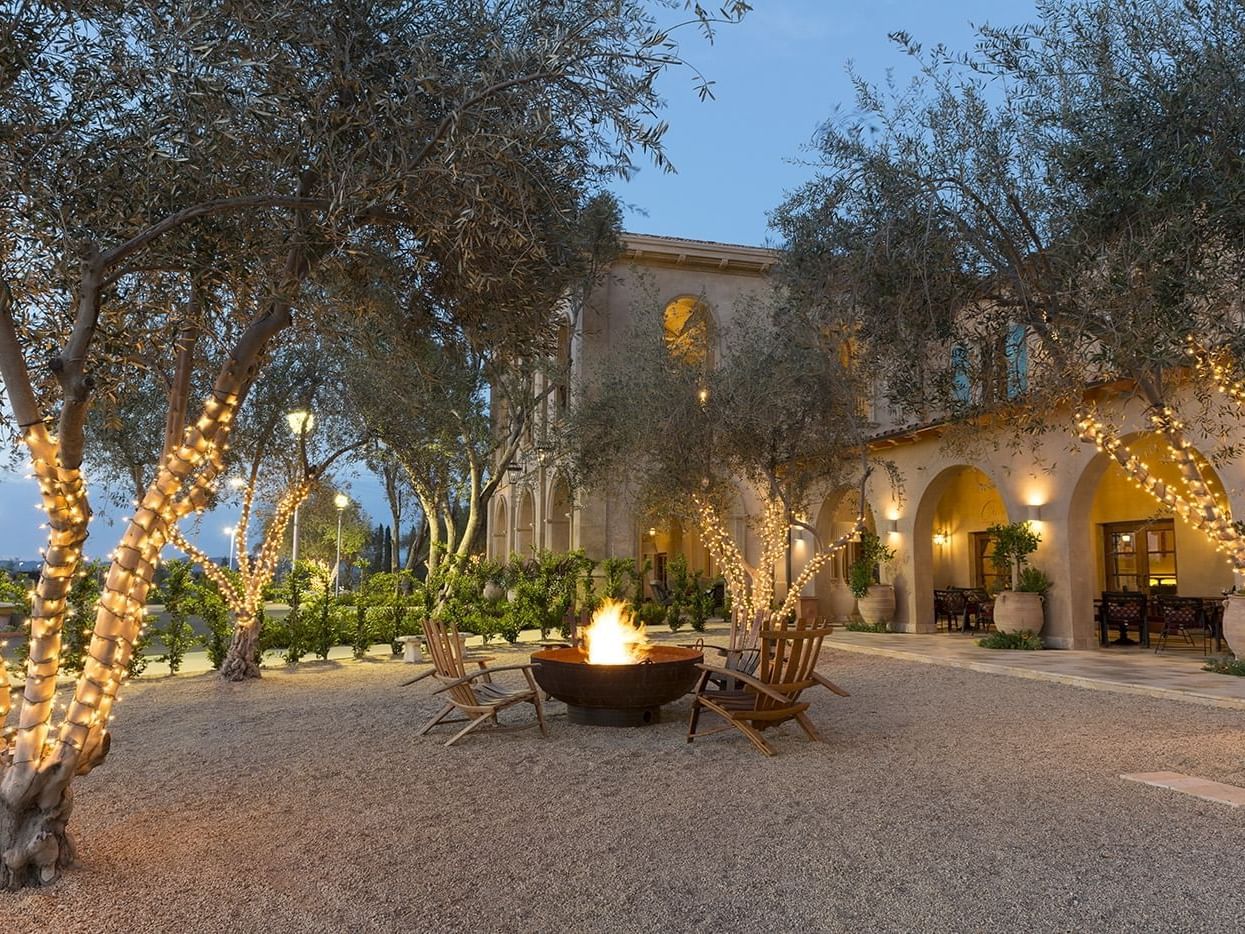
[
  {"xmin": 827, "ymin": 580, "xmax": 856, "ymax": 622},
  {"xmin": 1221, "ymin": 593, "xmax": 1245, "ymax": 658},
  {"xmin": 993, "ymin": 590, "xmax": 1044, "ymax": 635},
  {"xmin": 856, "ymin": 584, "xmax": 895, "ymax": 628}
]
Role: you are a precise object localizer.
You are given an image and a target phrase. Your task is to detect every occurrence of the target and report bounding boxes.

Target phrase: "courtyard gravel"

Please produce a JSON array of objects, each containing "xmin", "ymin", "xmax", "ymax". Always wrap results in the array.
[{"xmin": 6, "ymin": 649, "xmax": 1245, "ymax": 932}]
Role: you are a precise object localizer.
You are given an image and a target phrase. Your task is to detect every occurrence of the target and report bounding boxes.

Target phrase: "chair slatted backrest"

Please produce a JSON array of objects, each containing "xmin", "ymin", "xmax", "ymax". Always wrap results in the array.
[
  {"xmin": 728, "ymin": 609, "xmax": 765, "ymax": 677},
  {"xmin": 754, "ymin": 617, "xmax": 832, "ymax": 714},
  {"xmin": 423, "ymin": 615, "xmax": 477, "ymax": 708}
]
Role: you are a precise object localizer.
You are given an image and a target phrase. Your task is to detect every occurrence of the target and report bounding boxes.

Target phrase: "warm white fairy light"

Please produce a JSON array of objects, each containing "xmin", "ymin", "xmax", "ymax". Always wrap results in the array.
[
  {"xmin": 47, "ymin": 389, "xmax": 240, "ymax": 767},
  {"xmin": 1075, "ymin": 404, "xmax": 1245, "ymax": 569}
]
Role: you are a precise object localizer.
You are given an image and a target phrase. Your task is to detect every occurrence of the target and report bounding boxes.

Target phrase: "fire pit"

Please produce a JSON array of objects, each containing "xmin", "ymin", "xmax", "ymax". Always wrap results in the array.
[{"xmin": 530, "ymin": 599, "xmax": 702, "ymax": 726}]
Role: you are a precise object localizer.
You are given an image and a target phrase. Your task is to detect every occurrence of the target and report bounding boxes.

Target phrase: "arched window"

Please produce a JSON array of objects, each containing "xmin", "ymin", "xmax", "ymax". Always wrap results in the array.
[{"xmin": 663, "ymin": 296, "xmax": 714, "ymax": 368}]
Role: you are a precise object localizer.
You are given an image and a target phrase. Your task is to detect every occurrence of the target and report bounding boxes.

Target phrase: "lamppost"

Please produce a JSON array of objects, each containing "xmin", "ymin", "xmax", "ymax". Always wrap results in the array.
[
  {"xmin": 334, "ymin": 492, "xmax": 349, "ymax": 595},
  {"xmin": 223, "ymin": 526, "xmax": 237, "ymax": 571},
  {"xmin": 286, "ymin": 410, "xmax": 315, "ymax": 564}
]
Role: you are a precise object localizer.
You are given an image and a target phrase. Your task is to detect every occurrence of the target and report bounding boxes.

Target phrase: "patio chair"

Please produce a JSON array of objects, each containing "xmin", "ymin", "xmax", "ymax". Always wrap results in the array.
[
  {"xmin": 706, "ymin": 608, "xmax": 765, "ymax": 688},
  {"xmin": 415, "ymin": 615, "xmax": 548, "ymax": 747},
  {"xmin": 1100, "ymin": 591, "xmax": 1148, "ymax": 647},
  {"xmin": 934, "ymin": 589, "xmax": 967, "ymax": 631},
  {"xmin": 1153, "ymin": 595, "xmax": 1206, "ymax": 654},
  {"xmin": 965, "ymin": 588, "xmax": 994, "ymax": 632},
  {"xmin": 687, "ymin": 616, "xmax": 846, "ymax": 757}
]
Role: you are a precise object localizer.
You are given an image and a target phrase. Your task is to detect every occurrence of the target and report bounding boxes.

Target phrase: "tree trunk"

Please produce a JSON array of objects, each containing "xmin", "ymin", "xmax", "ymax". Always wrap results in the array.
[
  {"xmin": 0, "ymin": 769, "xmax": 76, "ymax": 890},
  {"xmin": 219, "ymin": 614, "xmax": 262, "ymax": 681}
]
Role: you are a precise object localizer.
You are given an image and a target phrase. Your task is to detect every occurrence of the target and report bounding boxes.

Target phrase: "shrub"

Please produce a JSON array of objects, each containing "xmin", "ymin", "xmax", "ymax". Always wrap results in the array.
[
  {"xmin": 1204, "ymin": 657, "xmax": 1245, "ymax": 677},
  {"xmin": 155, "ymin": 560, "xmax": 196, "ymax": 675},
  {"xmin": 844, "ymin": 619, "xmax": 888, "ymax": 633},
  {"xmin": 1016, "ymin": 566, "xmax": 1052, "ymax": 594},
  {"xmin": 848, "ymin": 531, "xmax": 896, "ymax": 598},
  {"xmin": 197, "ymin": 584, "xmax": 232, "ymax": 670},
  {"xmin": 978, "ymin": 630, "xmax": 1043, "ymax": 650},
  {"xmin": 61, "ymin": 563, "xmax": 103, "ymax": 674},
  {"xmin": 308, "ymin": 594, "xmax": 337, "ymax": 660},
  {"xmin": 637, "ymin": 601, "xmax": 665, "ymax": 629},
  {"xmin": 351, "ymin": 597, "xmax": 370, "ymax": 660}
]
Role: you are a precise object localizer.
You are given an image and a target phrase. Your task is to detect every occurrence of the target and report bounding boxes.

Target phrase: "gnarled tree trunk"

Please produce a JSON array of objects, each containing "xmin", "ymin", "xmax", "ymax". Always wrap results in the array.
[{"xmin": 219, "ymin": 614, "xmax": 262, "ymax": 682}]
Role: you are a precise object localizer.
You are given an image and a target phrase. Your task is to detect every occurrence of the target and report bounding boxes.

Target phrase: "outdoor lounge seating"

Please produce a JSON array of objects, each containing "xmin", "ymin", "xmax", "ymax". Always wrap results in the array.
[
  {"xmin": 934, "ymin": 589, "xmax": 967, "ymax": 631},
  {"xmin": 1099, "ymin": 591, "xmax": 1148, "ymax": 647},
  {"xmin": 415, "ymin": 615, "xmax": 548, "ymax": 746},
  {"xmin": 687, "ymin": 616, "xmax": 846, "ymax": 757},
  {"xmin": 1154, "ymin": 595, "xmax": 1210, "ymax": 654},
  {"xmin": 705, "ymin": 609, "xmax": 763, "ymax": 689}
]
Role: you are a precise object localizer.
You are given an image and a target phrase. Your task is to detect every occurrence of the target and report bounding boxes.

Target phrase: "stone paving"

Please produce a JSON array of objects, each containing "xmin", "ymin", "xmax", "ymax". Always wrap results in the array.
[{"xmin": 825, "ymin": 629, "xmax": 1245, "ymax": 709}]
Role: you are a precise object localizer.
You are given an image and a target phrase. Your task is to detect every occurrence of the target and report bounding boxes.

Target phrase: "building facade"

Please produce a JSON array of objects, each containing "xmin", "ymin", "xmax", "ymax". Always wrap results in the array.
[{"xmin": 489, "ymin": 233, "xmax": 1242, "ymax": 651}]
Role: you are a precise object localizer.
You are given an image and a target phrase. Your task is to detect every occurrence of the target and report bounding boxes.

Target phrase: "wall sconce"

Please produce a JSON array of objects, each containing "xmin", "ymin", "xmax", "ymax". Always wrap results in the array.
[
  {"xmin": 1027, "ymin": 504, "xmax": 1043, "ymax": 522},
  {"xmin": 886, "ymin": 518, "xmax": 899, "ymax": 535},
  {"xmin": 932, "ymin": 529, "xmax": 950, "ymax": 547}
]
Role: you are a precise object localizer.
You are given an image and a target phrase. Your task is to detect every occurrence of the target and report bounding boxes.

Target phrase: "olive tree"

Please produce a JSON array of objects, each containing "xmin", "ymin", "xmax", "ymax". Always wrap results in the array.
[
  {"xmin": 564, "ymin": 298, "xmax": 874, "ymax": 627},
  {"xmin": 773, "ymin": 0, "xmax": 1245, "ymax": 569},
  {"xmin": 0, "ymin": 0, "xmax": 749, "ymax": 889}
]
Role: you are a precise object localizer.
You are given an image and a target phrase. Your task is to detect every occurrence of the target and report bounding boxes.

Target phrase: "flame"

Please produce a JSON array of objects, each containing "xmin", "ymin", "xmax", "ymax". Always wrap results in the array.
[{"xmin": 582, "ymin": 598, "xmax": 649, "ymax": 665}]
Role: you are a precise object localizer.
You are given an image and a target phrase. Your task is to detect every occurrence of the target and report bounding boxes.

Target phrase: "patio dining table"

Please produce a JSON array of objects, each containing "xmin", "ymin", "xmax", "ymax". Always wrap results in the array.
[{"xmin": 1095, "ymin": 595, "xmax": 1226, "ymax": 653}]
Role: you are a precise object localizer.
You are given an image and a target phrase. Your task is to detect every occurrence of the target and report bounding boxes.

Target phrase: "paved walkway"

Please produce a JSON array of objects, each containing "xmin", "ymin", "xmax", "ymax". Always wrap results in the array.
[{"xmin": 825, "ymin": 630, "xmax": 1245, "ymax": 709}]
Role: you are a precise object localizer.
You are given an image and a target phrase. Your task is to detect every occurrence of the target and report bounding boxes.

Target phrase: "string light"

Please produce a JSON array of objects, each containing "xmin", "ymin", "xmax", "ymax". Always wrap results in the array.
[{"xmin": 1076, "ymin": 402, "xmax": 1245, "ymax": 569}]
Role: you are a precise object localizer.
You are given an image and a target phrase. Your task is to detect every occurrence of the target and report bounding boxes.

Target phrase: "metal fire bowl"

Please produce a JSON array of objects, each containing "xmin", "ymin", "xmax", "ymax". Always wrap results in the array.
[{"xmin": 530, "ymin": 645, "xmax": 703, "ymax": 727}]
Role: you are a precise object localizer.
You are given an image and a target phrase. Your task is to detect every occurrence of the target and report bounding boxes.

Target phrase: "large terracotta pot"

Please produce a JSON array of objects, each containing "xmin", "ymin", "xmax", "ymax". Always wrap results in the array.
[
  {"xmin": 993, "ymin": 591, "xmax": 1044, "ymax": 635},
  {"xmin": 1221, "ymin": 593, "xmax": 1245, "ymax": 658},
  {"xmin": 828, "ymin": 580, "xmax": 856, "ymax": 622},
  {"xmin": 856, "ymin": 584, "xmax": 895, "ymax": 628}
]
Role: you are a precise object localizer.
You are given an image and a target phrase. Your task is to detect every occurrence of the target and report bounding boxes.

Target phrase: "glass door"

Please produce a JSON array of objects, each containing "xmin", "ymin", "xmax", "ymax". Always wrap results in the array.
[{"xmin": 1103, "ymin": 520, "xmax": 1177, "ymax": 595}]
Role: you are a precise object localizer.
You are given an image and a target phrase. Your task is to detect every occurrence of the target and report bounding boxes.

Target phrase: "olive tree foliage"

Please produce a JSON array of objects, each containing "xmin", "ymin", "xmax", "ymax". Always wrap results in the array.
[
  {"xmin": 0, "ymin": 0, "xmax": 750, "ymax": 890},
  {"xmin": 345, "ymin": 192, "xmax": 623, "ymax": 588},
  {"xmin": 564, "ymin": 295, "xmax": 874, "ymax": 626},
  {"xmin": 772, "ymin": 0, "xmax": 1245, "ymax": 569}
]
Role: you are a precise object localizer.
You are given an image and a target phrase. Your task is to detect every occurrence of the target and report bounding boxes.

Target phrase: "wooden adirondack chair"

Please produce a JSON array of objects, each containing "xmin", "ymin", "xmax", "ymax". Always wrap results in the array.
[
  {"xmin": 706, "ymin": 608, "xmax": 763, "ymax": 689},
  {"xmin": 416, "ymin": 615, "xmax": 548, "ymax": 747},
  {"xmin": 687, "ymin": 616, "xmax": 846, "ymax": 757}
]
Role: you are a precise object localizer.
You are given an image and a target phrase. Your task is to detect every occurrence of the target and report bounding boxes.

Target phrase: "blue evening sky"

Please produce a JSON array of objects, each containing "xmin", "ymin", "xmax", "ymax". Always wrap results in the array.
[{"xmin": 0, "ymin": 1, "xmax": 1036, "ymax": 562}]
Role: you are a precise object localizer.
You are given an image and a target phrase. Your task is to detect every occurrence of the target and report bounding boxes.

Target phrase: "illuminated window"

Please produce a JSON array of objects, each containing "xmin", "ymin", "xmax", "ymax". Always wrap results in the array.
[
  {"xmin": 1104, "ymin": 520, "xmax": 1177, "ymax": 595},
  {"xmin": 663, "ymin": 297, "xmax": 714, "ymax": 367}
]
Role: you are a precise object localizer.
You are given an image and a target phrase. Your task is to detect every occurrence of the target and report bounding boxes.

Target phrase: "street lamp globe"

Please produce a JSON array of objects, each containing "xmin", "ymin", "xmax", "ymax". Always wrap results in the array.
[
  {"xmin": 286, "ymin": 410, "xmax": 315, "ymax": 436},
  {"xmin": 334, "ymin": 492, "xmax": 349, "ymax": 510}
]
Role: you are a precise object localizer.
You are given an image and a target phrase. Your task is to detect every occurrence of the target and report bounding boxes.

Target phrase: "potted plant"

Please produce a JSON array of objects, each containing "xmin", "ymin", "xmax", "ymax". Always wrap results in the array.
[
  {"xmin": 987, "ymin": 521, "xmax": 1047, "ymax": 635},
  {"xmin": 849, "ymin": 530, "xmax": 897, "ymax": 628}
]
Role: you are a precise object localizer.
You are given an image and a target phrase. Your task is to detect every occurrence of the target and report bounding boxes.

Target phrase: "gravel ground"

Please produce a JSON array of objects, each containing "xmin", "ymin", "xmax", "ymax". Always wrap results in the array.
[{"xmin": 7, "ymin": 648, "xmax": 1245, "ymax": 933}]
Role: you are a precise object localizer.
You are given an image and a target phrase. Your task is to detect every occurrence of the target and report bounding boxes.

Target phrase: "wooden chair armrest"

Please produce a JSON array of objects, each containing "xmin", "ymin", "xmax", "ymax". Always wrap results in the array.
[
  {"xmin": 811, "ymin": 671, "xmax": 850, "ymax": 697},
  {"xmin": 432, "ymin": 663, "xmax": 540, "ymax": 694},
  {"xmin": 692, "ymin": 664, "xmax": 793, "ymax": 706},
  {"xmin": 400, "ymin": 668, "xmax": 437, "ymax": 687}
]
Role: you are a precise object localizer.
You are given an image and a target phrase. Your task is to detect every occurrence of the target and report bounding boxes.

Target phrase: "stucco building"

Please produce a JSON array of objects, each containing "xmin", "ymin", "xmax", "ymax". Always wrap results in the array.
[{"xmin": 489, "ymin": 233, "xmax": 1240, "ymax": 650}]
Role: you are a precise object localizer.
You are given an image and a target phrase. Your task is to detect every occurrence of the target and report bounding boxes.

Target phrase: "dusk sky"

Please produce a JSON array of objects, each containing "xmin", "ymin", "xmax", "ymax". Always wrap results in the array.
[{"xmin": 0, "ymin": 1, "xmax": 1037, "ymax": 561}]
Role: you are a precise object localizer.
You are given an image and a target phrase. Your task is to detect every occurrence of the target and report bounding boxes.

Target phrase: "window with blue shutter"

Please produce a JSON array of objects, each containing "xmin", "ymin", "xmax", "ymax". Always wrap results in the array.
[
  {"xmin": 1005, "ymin": 325, "xmax": 1027, "ymax": 398},
  {"xmin": 951, "ymin": 344, "xmax": 971, "ymax": 404}
]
